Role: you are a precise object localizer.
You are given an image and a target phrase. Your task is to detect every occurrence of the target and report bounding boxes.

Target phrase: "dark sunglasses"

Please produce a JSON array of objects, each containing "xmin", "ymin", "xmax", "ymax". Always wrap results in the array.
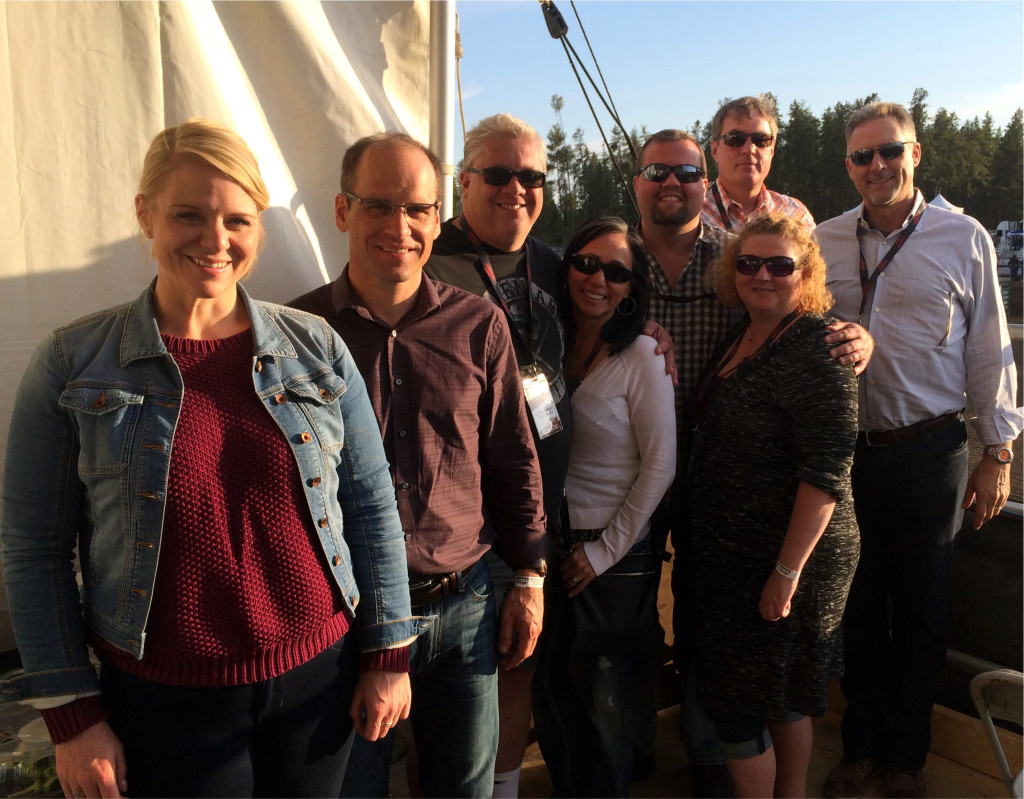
[
  {"xmin": 635, "ymin": 163, "xmax": 705, "ymax": 183},
  {"xmin": 568, "ymin": 253, "xmax": 634, "ymax": 284},
  {"xmin": 465, "ymin": 166, "xmax": 546, "ymax": 188},
  {"xmin": 846, "ymin": 141, "xmax": 915, "ymax": 167},
  {"xmin": 735, "ymin": 254, "xmax": 797, "ymax": 277},
  {"xmin": 715, "ymin": 131, "xmax": 774, "ymax": 148}
]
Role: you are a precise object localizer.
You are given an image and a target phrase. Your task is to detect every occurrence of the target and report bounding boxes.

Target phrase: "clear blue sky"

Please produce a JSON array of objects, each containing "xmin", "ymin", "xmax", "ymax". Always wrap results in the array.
[{"xmin": 453, "ymin": 0, "xmax": 1024, "ymax": 155}]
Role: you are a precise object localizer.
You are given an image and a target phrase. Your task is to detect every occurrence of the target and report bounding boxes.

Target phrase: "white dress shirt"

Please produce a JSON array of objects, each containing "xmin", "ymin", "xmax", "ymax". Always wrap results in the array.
[{"xmin": 815, "ymin": 190, "xmax": 1022, "ymax": 445}]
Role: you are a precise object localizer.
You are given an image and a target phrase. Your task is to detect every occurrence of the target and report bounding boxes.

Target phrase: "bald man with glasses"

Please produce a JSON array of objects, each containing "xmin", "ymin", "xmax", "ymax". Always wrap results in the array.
[{"xmin": 702, "ymin": 95, "xmax": 815, "ymax": 233}]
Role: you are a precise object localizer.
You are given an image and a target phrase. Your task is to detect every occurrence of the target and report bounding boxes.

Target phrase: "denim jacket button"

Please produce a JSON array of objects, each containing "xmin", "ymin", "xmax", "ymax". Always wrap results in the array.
[
  {"xmin": 93, "ymin": 391, "xmax": 106, "ymax": 408},
  {"xmin": 255, "ymin": 360, "xmax": 263, "ymax": 372},
  {"xmin": 319, "ymin": 388, "xmax": 331, "ymax": 399},
  {"xmin": 332, "ymin": 555, "xmax": 341, "ymax": 566},
  {"xmin": 318, "ymin": 517, "xmax": 329, "ymax": 527},
  {"xmin": 300, "ymin": 431, "xmax": 312, "ymax": 443},
  {"xmin": 309, "ymin": 476, "xmax": 322, "ymax": 487},
  {"xmin": 274, "ymin": 394, "xmax": 287, "ymax": 404}
]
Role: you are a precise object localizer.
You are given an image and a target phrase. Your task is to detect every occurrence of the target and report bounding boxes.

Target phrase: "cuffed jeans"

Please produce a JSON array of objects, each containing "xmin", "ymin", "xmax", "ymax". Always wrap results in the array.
[
  {"xmin": 340, "ymin": 557, "xmax": 499, "ymax": 798},
  {"xmin": 840, "ymin": 420, "xmax": 968, "ymax": 770}
]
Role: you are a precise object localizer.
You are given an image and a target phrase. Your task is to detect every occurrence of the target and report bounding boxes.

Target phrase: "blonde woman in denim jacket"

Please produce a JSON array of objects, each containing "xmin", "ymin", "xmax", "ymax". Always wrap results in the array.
[{"xmin": 0, "ymin": 119, "xmax": 422, "ymax": 798}]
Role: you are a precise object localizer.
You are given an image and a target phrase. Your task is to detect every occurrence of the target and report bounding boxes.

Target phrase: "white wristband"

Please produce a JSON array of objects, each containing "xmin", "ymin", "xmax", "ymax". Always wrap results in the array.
[
  {"xmin": 775, "ymin": 560, "xmax": 800, "ymax": 580},
  {"xmin": 514, "ymin": 575, "xmax": 545, "ymax": 589}
]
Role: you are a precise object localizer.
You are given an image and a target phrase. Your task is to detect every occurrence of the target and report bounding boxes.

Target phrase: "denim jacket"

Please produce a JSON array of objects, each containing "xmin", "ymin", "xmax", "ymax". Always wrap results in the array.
[{"xmin": 1, "ymin": 282, "xmax": 426, "ymax": 704}]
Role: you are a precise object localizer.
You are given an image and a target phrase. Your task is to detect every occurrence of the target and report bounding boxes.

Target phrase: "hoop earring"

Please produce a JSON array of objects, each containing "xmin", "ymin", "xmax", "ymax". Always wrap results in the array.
[{"xmin": 616, "ymin": 296, "xmax": 637, "ymax": 317}]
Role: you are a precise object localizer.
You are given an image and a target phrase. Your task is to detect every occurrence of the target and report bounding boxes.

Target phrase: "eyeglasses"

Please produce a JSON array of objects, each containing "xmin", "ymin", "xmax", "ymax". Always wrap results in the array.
[
  {"xmin": 568, "ymin": 253, "xmax": 635, "ymax": 284},
  {"xmin": 635, "ymin": 163, "xmax": 706, "ymax": 183},
  {"xmin": 715, "ymin": 131, "xmax": 775, "ymax": 148},
  {"xmin": 846, "ymin": 141, "xmax": 916, "ymax": 167},
  {"xmin": 343, "ymin": 192, "xmax": 439, "ymax": 223},
  {"xmin": 464, "ymin": 167, "xmax": 546, "ymax": 188},
  {"xmin": 735, "ymin": 254, "xmax": 797, "ymax": 277}
]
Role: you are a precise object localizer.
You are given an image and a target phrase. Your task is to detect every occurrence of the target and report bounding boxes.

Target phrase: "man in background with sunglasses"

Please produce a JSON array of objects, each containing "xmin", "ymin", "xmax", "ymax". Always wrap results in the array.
[
  {"xmin": 702, "ymin": 95, "xmax": 815, "ymax": 233},
  {"xmin": 633, "ymin": 128, "xmax": 873, "ymax": 798},
  {"xmin": 290, "ymin": 131, "xmax": 547, "ymax": 798},
  {"xmin": 816, "ymin": 102, "xmax": 1021, "ymax": 799}
]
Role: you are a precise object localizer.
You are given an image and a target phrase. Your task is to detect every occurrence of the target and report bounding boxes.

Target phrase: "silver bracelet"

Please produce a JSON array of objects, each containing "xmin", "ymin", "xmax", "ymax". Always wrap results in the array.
[
  {"xmin": 775, "ymin": 560, "xmax": 800, "ymax": 580},
  {"xmin": 514, "ymin": 575, "xmax": 545, "ymax": 589}
]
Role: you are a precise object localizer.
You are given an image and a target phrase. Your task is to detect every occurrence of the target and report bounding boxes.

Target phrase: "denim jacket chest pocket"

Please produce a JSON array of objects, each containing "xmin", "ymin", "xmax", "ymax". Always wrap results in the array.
[
  {"xmin": 58, "ymin": 385, "xmax": 146, "ymax": 474},
  {"xmin": 267, "ymin": 369, "xmax": 348, "ymax": 452}
]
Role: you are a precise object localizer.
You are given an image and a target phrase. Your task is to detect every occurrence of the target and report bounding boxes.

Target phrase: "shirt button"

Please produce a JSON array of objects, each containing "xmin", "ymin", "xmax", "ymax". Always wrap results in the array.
[
  {"xmin": 309, "ymin": 476, "xmax": 322, "ymax": 487},
  {"xmin": 401, "ymin": 481, "xmax": 410, "ymax": 490},
  {"xmin": 404, "ymin": 533, "xmax": 412, "ymax": 541},
  {"xmin": 873, "ymin": 307, "xmax": 880, "ymax": 313},
  {"xmin": 300, "ymin": 431, "xmax": 313, "ymax": 443},
  {"xmin": 332, "ymin": 555, "xmax": 341, "ymax": 566},
  {"xmin": 390, "ymin": 330, "xmax": 398, "ymax": 338},
  {"xmin": 399, "ymin": 430, "xmax": 407, "ymax": 438},
  {"xmin": 318, "ymin": 517, "xmax": 329, "ymax": 527},
  {"xmin": 395, "ymin": 378, "xmax": 403, "ymax": 386},
  {"xmin": 275, "ymin": 394, "xmax": 287, "ymax": 404}
]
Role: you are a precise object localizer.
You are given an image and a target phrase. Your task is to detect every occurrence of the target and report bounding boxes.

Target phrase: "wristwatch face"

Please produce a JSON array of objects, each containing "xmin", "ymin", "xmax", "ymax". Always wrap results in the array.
[
  {"xmin": 986, "ymin": 445, "xmax": 1014, "ymax": 464},
  {"xmin": 528, "ymin": 558, "xmax": 548, "ymax": 577}
]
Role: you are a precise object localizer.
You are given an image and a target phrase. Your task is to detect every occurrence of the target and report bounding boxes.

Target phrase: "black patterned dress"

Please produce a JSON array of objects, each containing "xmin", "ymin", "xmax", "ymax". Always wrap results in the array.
[{"xmin": 686, "ymin": 313, "xmax": 860, "ymax": 720}]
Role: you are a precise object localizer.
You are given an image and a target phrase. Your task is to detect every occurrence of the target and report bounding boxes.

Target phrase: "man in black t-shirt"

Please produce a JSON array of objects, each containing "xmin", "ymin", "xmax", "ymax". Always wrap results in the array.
[{"xmin": 425, "ymin": 114, "xmax": 569, "ymax": 799}]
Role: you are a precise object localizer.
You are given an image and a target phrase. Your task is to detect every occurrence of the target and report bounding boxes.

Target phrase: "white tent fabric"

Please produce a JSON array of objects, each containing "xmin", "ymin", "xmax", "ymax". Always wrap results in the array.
[
  {"xmin": 0, "ymin": 0, "xmax": 436, "ymax": 651},
  {"xmin": 930, "ymin": 193, "xmax": 964, "ymax": 213}
]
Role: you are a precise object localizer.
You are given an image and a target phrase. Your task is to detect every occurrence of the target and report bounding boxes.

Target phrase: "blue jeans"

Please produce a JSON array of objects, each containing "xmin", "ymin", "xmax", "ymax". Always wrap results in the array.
[
  {"xmin": 340, "ymin": 558, "xmax": 499, "ymax": 798},
  {"xmin": 840, "ymin": 420, "xmax": 968, "ymax": 770},
  {"xmin": 102, "ymin": 635, "xmax": 358, "ymax": 797}
]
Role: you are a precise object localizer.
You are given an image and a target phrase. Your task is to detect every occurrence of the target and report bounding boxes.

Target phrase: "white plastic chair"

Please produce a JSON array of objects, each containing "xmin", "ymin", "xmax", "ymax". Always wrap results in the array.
[{"xmin": 970, "ymin": 669, "xmax": 1024, "ymax": 797}]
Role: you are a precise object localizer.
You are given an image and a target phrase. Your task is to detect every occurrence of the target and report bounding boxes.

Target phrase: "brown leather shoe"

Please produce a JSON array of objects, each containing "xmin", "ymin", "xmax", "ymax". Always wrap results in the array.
[
  {"xmin": 885, "ymin": 768, "xmax": 927, "ymax": 798},
  {"xmin": 823, "ymin": 756, "xmax": 883, "ymax": 798}
]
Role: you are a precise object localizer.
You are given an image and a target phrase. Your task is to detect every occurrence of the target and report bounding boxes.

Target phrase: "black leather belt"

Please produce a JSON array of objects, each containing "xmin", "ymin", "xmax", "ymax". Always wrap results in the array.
[
  {"xmin": 858, "ymin": 411, "xmax": 963, "ymax": 447},
  {"xmin": 408, "ymin": 570, "xmax": 462, "ymax": 607}
]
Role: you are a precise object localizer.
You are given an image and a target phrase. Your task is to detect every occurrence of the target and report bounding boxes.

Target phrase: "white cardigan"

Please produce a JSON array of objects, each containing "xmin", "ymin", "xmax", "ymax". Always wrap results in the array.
[{"xmin": 565, "ymin": 334, "xmax": 677, "ymax": 577}]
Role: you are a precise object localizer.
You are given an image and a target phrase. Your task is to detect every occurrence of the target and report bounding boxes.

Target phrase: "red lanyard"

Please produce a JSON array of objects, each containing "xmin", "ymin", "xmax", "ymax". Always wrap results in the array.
[
  {"xmin": 855, "ymin": 204, "xmax": 924, "ymax": 317},
  {"xmin": 461, "ymin": 217, "xmax": 537, "ymax": 362}
]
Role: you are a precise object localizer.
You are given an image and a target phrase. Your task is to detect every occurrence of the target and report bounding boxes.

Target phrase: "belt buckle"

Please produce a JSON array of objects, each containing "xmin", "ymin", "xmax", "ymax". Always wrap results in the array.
[{"xmin": 863, "ymin": 430, "xmax": 885, "ymax": 447}]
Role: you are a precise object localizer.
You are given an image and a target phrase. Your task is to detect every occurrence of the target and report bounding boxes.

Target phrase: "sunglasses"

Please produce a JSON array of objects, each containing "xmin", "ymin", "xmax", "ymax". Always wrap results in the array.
[
  {"xmin": 465, "ymin": 166, "xmax": 546, "ymax": 188},
  {"xmin": 635, "ymin": 163, "xmax": 706, "ymax": 183},
  {"xmin": 735, "ymin": 254, "xmax": 797, "ymax": 277},
  {"xmin": 343, "ymin": 192, "xmax": 439, "ymax": 223},
  {"xmin": 715, "ymin": 131, "xmax": 774, "ymax": 149},
  {"xmin": 846, "ymin": 141, "xmax": 916, "ymax": 167},
  {"xmin": 568, "ymin": 253, "xmax": 634, "ymax": 284}
]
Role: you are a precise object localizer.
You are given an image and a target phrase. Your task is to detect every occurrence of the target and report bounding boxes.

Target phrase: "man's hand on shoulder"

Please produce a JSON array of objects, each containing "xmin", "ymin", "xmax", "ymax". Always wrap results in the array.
[
  {"xmin": 825, "ymin": 321, "xmax": 874, "ymax": 375},
  {"xmin": 643, "ymin": 321, "xmax": 678, "ymax": 386}
]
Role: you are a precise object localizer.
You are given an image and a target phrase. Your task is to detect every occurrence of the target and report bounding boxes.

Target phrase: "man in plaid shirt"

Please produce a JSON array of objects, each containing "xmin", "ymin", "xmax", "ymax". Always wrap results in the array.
[
  {"xmin": 701, "ymin": 95, "xmax": 816, "ymax": 233},
  {"xmin": 632, "ymin": 129, "xmax": 872, "ymax": 796}
]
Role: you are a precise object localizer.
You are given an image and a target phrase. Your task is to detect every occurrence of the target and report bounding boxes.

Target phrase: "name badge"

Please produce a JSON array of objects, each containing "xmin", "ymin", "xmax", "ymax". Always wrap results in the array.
[{"xmin": 521, "ymin": 364, "xmax": 563, "ymax": 439}]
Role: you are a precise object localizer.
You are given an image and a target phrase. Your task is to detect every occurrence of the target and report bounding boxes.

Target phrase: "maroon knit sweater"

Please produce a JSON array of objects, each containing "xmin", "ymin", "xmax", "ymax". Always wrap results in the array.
[{"xmin": 42, "ymin": 330, "xmax": 408, "ymax": 744}]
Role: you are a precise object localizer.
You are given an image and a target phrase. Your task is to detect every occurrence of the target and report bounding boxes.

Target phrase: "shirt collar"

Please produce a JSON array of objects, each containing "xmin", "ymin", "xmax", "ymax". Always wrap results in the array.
[
  {"xmin": 331, "ymin": 266, "xmax": 442, "ymax": 327},
  {"xmin": 856, "ymin": 188, "xmax": 926, "ymax": 235}
]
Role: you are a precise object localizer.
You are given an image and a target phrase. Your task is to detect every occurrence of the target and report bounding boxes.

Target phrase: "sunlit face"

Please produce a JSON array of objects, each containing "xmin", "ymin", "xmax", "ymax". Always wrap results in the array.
[
  {"xmin": 459, "ymin": 135, "xmax": 545, "ymax": 251},
  {"xmin": 135, "ymin": 159, "xmax": 260, "ymax": 306},
  {"xmin": 633, "ymin": 139, "xmax": 707, "ymax": 229},
  {"xmin": 567, "ymin": 231, "xmax": 634, "ymax": 325},
  {"xmin": 710, "ymin": 111, "xmax": 776, "ymax": 196},
  {"xmin": 337, "ymin": 143, "xmax": 441, "ymax": 291},
  {"xmin": 845, "ymin": 116, "xmax": 920, "ymax": 213},
  {"xmin": 734, "ymin": 234, "xmax": 804, "ymax": 322}
]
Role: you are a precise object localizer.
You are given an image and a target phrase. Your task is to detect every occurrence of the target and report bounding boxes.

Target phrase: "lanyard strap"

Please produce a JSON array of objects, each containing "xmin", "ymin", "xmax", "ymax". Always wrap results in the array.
[
  {"xmin": 710, "ymin": 183, "xmax": 733, "ymax": 231},
  {"xmin": 855, "ymin": 204, "xmax": 925, "ymax": 316},
  {"xmin": 460, "ymin": 217, "xmax": 537, "ymax": 361}
]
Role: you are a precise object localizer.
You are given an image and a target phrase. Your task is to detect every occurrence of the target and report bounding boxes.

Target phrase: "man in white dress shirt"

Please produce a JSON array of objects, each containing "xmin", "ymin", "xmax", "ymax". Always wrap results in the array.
[{"xmin": 816, "ymin": 101, "xmax": 1022, "ymax": 799}]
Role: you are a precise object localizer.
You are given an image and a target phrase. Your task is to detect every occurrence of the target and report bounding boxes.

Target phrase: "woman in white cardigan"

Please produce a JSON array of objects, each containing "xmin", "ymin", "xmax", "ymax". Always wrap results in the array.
[{"xmin": 533, "ymin": 217, "xmax": 676, "ymax": 797}]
